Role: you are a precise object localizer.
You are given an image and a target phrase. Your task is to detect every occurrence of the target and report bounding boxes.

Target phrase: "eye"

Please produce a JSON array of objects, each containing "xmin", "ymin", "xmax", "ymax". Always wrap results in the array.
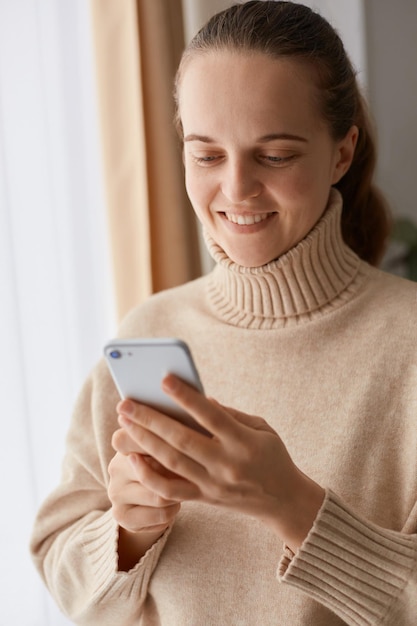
[
  {"xmin": 191, "ymin": 153, "xmax": 223, "ymax": 166},
  {"xmin": 259, "ymin": 154, "xmax": 296, "ymax": 166},
  {"xmin": 194, "ymin": 155, "xmax": 218, "ymax": 163}
]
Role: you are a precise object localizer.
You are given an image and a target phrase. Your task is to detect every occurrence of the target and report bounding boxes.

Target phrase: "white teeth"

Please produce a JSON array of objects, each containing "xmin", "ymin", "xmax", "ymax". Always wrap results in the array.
[{"xmin": 225, "ymin": 213, "xmax": 270, "ymax": 225}]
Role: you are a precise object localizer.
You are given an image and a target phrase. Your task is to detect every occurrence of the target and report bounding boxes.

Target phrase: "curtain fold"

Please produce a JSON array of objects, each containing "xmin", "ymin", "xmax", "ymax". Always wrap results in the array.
[{"xmin": 90, "ymin": 0, "xmax": 201, "ymax": 323}]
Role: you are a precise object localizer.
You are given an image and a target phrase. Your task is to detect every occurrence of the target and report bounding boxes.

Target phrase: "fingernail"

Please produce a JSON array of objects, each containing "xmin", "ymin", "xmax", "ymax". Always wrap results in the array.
[
  {"xmin": 128, "ymin": 453, "xmax": 139, "ymax": 468},
  {"xmin": 119, "ymin": 399, "xmax": 134, "ymax": 415},
  {"xmin": 162, "ymin": 374, "xmax": 177, "ymax": 392}
]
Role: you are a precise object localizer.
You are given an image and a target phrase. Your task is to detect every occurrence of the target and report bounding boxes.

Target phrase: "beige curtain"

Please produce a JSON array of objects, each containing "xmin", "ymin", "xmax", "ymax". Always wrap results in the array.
[{"xmin": 90, "ymin": 0, "xmax": 201, "ymax": 323}]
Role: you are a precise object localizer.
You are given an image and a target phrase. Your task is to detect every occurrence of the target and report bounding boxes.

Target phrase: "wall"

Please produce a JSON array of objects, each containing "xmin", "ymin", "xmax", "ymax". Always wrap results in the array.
[{"xmin": 365, "ymin": 0, "xmax": 417, "ymax": 219}]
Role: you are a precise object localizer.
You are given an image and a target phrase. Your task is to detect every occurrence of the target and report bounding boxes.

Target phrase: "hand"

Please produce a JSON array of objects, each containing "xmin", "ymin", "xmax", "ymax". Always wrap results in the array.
[
  {"xmin": 116, "ymin": 375, "xmax": 325, "ymax": 551},
  {"xmin": 107, "ymin": 442, "xmax": 182, "ymax": 570},
  {"xmin": 108, "ymin": 449, "xmax": 181, "ymax": 534}
]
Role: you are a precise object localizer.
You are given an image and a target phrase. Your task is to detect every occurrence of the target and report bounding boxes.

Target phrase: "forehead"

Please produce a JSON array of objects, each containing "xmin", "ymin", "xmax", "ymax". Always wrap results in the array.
[{"xmin": 178, "ymin": 51, "xmax": 323, "ymax": 137}]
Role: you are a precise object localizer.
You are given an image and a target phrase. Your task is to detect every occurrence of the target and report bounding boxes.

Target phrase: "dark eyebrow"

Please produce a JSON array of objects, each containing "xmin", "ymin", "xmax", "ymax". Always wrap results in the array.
[
  {"xmin": 184, "ymin": 133, "xmax": 308, "ymax": 143},
  {"xmin": 258, "ymin": 133, "xmax": 308, "ymax": 143},
  {"xmin": 184, "ymin": 134, "xmax": 214, "ymax": 143}
]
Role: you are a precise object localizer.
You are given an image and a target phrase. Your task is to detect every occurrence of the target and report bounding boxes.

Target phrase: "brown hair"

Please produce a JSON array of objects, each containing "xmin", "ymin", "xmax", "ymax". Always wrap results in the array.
[{"xmin": 174, "ymin": 0, "xmax": 391, "ymax": 265}]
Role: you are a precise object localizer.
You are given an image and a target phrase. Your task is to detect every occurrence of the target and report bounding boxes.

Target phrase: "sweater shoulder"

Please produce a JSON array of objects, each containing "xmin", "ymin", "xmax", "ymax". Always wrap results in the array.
[
  {"xmin": 358, "ymin": 265, "xmax": 417, "ymax": 342},
  {"xmin": 116, "ymin": 275, "xmax": 210, "ymax": 338},
  {"xmin": 369, "ymin": 265, "xmax": 417, "ymax": 294},
  {"xmin": 366, "ymin": 266, "xmax": 417, "ymax": 310}
]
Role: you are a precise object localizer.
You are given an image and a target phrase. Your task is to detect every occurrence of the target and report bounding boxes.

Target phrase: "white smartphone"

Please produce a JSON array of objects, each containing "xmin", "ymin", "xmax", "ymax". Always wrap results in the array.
[{"xmin": 104, "ymin": 338, "xmax": 210, "ymax": 436}]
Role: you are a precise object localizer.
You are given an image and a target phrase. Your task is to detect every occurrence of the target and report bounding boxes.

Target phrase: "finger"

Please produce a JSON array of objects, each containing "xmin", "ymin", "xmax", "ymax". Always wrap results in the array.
[
  {"xmin": 113, "ymin": 420, "xmax": 194, "ymax": 479},
  {"xmin": 129, "ymin": 449, "xmax": 200, "ymax": 502},
  {"xmin": 117, "ymin": 377, "xmax": 240, "ymax": 442},
  {"xmin": 144, "ymin": 455, "xmax": 184, "ymax": 479},
  {"xmin": 112, "ymin": 500, "xmax": 181, "ymax": 533},
  {"xmin": 118, "ymin": 401, "xmax": 215, "ymax": 467},
  {"xmin": 160, "ymin": 375, "xmax": 243, "ymax": 440},
  {"xmin": 109, "ymin": 449, "xmax": 180, "ymax": 486},
  {"xmin": 120, "ymin": 418, "xmax": 210, "ymax": 483},
  {"xmin": 112, "ymin": 427, "xmax": 147, "ymax": 455},
  {"xmin": 108, "ymin": 476, "xmax": 179, "ymax": 507}
]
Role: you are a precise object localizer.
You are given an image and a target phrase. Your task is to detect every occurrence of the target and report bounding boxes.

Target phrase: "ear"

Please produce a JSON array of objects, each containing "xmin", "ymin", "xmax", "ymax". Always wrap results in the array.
[{"xmin": 331, "ymin": 125, "xmax": 359, "ymax": 184}]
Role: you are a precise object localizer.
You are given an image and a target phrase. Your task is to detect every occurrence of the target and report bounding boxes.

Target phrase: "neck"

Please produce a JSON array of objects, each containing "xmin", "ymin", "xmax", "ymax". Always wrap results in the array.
[{"xmin": 204, "ymin": 189, "xmax": 366, "ymax": 329}]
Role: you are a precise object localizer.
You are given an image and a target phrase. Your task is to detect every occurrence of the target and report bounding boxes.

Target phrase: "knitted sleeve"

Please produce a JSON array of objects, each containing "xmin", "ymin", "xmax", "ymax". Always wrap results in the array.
[
  {"xmin": 278, "ymin": 490, "xmax": 417, "ymax": 625},
  {"xmin": 30, "ymin": 361, "xmax": 169, "ymax": 625}
]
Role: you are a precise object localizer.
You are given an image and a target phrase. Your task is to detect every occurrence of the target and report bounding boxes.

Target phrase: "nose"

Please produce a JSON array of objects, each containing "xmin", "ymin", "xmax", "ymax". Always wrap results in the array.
[{"xmin": 220, "ymin": 157, "xmax": 262, "ymax": 204}]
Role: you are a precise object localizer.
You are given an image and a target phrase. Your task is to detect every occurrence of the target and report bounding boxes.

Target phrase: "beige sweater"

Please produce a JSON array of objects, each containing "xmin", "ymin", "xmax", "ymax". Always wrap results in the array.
[{"xmin": 31, "ymin": 190, "xmax": 417, "ymax": 625}]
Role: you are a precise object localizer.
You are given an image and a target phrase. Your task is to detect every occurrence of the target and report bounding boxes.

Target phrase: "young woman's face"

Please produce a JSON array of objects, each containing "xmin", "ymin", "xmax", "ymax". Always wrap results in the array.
[{"xmin": 179, "ymin": 51, "xmax": 357, "ymax": 267}]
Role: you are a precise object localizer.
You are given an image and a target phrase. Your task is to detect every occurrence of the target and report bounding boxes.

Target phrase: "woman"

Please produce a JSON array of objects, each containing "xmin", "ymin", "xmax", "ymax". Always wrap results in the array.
[{"xmin": 31, "ymin": 2, "xmax": 417, "ymax": 624}]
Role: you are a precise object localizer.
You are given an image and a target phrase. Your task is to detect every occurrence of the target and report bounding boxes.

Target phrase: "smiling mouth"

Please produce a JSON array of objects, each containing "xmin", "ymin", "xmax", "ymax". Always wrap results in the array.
[{"xmin": 223, "ymin": 212, "xmax": 275, "ymax": 225}]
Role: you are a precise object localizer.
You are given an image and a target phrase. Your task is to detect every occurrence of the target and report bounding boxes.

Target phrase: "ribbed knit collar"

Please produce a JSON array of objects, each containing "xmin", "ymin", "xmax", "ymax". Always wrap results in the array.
[{"xmin": 204, "ymin": 189, "xmax": 365, "ymax": 329}]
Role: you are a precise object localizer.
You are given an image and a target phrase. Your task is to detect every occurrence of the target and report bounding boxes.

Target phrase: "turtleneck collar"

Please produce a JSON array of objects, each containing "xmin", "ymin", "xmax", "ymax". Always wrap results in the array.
[{"xmin": 204, "ymin": 189, "xmax": 367, "ymax": 329}]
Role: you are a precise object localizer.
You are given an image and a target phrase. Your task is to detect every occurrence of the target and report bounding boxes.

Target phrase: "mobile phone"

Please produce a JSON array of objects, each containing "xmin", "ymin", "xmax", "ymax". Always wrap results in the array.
[{"xmin": 104, "ymin": 338, "xmax": 210, "ymax": 436}]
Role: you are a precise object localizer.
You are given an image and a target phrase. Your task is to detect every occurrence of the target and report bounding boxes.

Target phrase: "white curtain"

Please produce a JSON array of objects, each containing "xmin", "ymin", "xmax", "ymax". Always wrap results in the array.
[{"xmin": 0, "ymin": 1, "xmax": 115, "ymax": 625}]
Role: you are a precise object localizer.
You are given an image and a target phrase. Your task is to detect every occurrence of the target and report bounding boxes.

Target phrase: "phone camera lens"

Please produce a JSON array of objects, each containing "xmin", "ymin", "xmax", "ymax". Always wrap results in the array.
[{"xmin": 110, "ymin": 350, "xmax": 122, "ymax": 359}]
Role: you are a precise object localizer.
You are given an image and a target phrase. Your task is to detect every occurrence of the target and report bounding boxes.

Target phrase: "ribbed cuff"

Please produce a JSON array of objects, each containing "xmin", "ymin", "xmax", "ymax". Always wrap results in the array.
[
  {"xmin": 82, "ymin": 509, "xmax": 172, "ymax": 603},
  {"xmin": 277, "ymin": 490, "xmax": 417, "ymax": 625}
]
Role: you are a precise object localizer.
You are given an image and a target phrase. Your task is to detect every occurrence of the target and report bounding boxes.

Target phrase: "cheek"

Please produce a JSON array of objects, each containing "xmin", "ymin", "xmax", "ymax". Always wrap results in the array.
[
  {"xmin": 185, "ymin": 168, "xmax": 211, "ymax": 208},
  {"xmin": 184, "ymin": 169, "xmax": 197, "ymax": 198},
  {"xmin": 278, "ymin": 162, "xmax": 330, "ymax": 202},
  {"xmin": 184, "ymin": 174, "xmax": 208, "ymax": 227},
  {"xmin": 185, "ymin": 180, "xmax": 200, "ymax": 218},
  {"xmin": 184, "ymin": 160, "xmax": 197, "ymax": 197},
  {"xmin": 272, "ymin": 169, "xmax": 311, "ymax": 202}
]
